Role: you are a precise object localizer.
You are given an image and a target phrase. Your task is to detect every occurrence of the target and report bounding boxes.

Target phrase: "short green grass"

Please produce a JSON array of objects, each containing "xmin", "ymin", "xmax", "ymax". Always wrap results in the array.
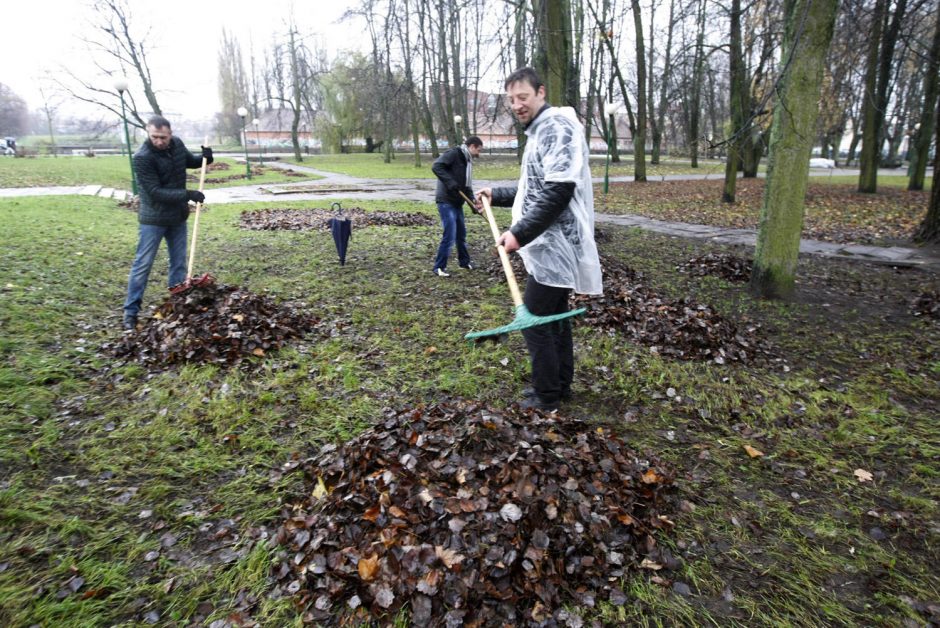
[
  {"xmin": 0, "ymin": 194, "xmax": 937, "ymax": 626},
  {"xmin": 0, "ymin": 156, "xmax": 317, "ymax": 189}
]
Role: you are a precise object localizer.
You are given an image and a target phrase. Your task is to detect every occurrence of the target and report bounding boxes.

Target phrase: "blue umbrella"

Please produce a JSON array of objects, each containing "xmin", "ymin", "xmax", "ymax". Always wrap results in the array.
[{"xmin": 328, "ymin": 202, "xmax": 352, "ymax": 265}]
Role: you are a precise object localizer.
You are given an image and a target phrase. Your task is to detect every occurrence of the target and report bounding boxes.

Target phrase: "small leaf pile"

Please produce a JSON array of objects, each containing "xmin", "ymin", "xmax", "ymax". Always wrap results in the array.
[
  {"xmin": 911, "ymin": 290, "xmax": 939, "ymax": 321},
  {"xmin": 676, "ymin": 252, "xmax": 752, "ymax": 283},
  {"xmin": 572, "ymin": 258, "xmax": 773, "ymax": 363},
  {"xmin": 240, "ymin": 207, "xmax": 436, "ymax": 231},
  {"xmin": 113, "ymin": 281, "xmax": 319, "ymax": 367},
  {"xmin": 272, "ymin": 401, "xmax": 677, "ymax": 626}
]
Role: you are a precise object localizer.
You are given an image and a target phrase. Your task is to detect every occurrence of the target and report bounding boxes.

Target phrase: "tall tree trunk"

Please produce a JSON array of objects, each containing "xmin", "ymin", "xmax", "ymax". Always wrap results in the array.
[
  {"xmin": 909, "ymin": 4, "xmax": 940, "ymax": 191},
  {"xmin": 689, "ymin": 0, "xmax": 707, "ymax": 168},
  {"xmin": 750, "ymin": 0, "xmax": 839, "ymax": 300},
  {"xmin": 534, "ymin": 0, "xmax": 575, "ymax": 109},
  {"xmin": 914, "ymin": 85, "xmax": 940, "ymax": 243},
  {"xmin": 722, "ymin": 0, "xmax": 747, "ymax": 202},
  {"xmin": 858, "ymin": 0, "xmax": 888, "ymax": 192},
  {"xmin": 858, "ymin": 0, "xmax": 886, "ymax": 190},
  {"xmin": 631, "ymin": 0, "xmax": 648, "ymax": 181},
  {"xmin": 651, "ymin": 0, "xmax": 676, "ymax": 164},
  {"xmin": 289, "ymin": 28, "xmax": 303, "ymax": 162}
]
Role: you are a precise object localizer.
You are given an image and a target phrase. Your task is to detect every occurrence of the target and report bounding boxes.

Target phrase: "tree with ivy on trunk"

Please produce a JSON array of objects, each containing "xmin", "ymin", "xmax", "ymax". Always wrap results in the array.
[{"xmin": 749, "ymin": 0, "xmax": 839, "ymax": 300}]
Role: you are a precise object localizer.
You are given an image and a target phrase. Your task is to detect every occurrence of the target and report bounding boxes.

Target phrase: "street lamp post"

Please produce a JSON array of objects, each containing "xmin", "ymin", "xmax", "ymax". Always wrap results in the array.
[
  {"xmin": 252, "ymin": 117, "xmax": 263, "ymax": 166},
  {"xmin": 236, "ymin": 106, "xmax": 251, "ymax": 180},
  {"xmin": 603, "ymin": 101, "xmax": 619, "ymax": 194},
  {"xmin": 454, "ymin": 114, "xmax": 462, "ymax": 146},
  {"xmin": 113, "ymin": 77, "xmax": 138, "ymax": 195}
]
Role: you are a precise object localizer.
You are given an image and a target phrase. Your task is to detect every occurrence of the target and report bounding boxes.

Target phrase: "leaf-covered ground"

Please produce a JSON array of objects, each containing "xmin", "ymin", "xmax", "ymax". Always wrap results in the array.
[
  {"xmin": 0, "ymin": 195, "xmax": 937, "ymax": 626},
  {"xmin": 601, "ymin": 179, "xmax": 931, "ymax": 244}
]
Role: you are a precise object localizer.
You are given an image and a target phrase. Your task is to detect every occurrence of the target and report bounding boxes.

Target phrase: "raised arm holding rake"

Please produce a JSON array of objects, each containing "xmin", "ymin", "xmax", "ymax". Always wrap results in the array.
[
  {"xmin": 122, "ymin": 115, "xmax": 212, "ymax": 331},
  {"xmin": 477, "ymin": 67, "xmax": 602, "ymax": 411}
]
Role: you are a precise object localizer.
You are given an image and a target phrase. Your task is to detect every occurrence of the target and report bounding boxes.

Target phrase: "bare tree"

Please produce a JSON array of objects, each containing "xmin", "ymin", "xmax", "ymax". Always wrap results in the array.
[
  {"xmin": 57, "ymin": 0, "xmax": 165, "ymax": 128},
  {"xmin": 908, "ymin": 1, "xmax": 940, "ymax": 191}
]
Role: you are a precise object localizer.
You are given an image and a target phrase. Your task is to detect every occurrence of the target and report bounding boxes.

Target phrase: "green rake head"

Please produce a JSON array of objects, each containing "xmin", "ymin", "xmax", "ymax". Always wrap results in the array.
[{"xmin": 465, "ymin": 304, "xmax": 586, "ymax": 342}]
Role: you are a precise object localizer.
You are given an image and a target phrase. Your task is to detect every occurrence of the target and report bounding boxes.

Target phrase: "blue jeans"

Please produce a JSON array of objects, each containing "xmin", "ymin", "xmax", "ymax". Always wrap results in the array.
[
  {"xmin": 433, "ymin": 202, "xmax": 471, "ymax": 271},
  {"xmin": 124, "ymin": 222, "xmax": 188, "ymax": 317}
]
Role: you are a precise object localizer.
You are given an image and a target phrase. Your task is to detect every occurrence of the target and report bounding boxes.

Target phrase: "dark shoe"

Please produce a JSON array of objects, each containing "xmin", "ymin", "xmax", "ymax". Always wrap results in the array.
[
  {"xmin": 523, "ymin": 386, "xmax": 571, "ymax": 401},
  {"xmin": 122, "ymin": 315, "xmax": 138, "ymax": 331},
  {"xmin": 434, "ymin": 268, "xmax": 451, "ymax": 277},
  {"xmin": 459, "ymin": 262, "xmax": 475, "ymax": 270},
  {"xmin": 519, "ymin": 395, "xmax": 559, "ymax": 412}
]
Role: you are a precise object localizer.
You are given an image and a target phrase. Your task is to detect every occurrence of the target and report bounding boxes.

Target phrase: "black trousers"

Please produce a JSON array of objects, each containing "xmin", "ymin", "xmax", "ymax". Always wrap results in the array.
[{"xmin": 522, "ymin": 278, "xmax": 573, "ymax": 402}]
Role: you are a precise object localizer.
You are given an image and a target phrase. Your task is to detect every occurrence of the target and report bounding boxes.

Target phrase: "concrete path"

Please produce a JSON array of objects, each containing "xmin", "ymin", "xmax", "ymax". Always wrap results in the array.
[{"xmin": 3, "ymin": 165, "xmax": 937, "ymax": 269}]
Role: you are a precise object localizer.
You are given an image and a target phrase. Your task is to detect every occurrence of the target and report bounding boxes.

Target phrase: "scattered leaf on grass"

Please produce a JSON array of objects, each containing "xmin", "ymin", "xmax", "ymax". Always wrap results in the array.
[
  {"xmin": 744, "ymin": 445, "xmax": 764, "ymax": 458},
  {"xmin": 854, "ymin": 468, "xmax": 874, "ymax": 483}
]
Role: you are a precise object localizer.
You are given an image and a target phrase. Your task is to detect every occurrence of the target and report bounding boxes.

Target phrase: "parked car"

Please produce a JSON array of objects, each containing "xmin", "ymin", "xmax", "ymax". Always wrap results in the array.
[{"xmin": 809, "ymin": 157, "xmax": 835, "ymax": 169}]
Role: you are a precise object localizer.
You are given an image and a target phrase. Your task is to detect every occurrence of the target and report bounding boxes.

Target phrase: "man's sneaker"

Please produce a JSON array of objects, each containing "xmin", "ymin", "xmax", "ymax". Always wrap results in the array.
[
  {"xmin": 434, "ymin": 268, "xmax": 450, "ymax": 277},
  {"xmin": 459, "ymin": 262, "xmax": 475, "ymax": 270},
  {"xmin": 519, "ymin": 395, "xmax": 559, "ymax": 412},
  {"xmin": 122, "ymin": 315, "xmax": 138, "ymax": 331},
  {"xmin": 523, "ymin": 386, "xmax": 572, "ymax": 401}
]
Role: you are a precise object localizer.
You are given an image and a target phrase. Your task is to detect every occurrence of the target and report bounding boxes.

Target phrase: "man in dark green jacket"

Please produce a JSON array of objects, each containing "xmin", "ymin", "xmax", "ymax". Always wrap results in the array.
[{"xmin": 122, "ymin": 115, "xmax": 212, "ymax": 330}]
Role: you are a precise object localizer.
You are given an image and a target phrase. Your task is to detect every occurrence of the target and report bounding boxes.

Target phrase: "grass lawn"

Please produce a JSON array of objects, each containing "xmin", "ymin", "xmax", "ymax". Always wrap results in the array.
[
  {"xmin": 0, "ymin": 156, "xmax": 319, "ymax": 190},
  {"xmin": 0, "ymin": 193, "xmax": 937, "ymax": 625},
  {"xmin": 280, "ymin": 153, "xmax": 744, "ymax": 180}
]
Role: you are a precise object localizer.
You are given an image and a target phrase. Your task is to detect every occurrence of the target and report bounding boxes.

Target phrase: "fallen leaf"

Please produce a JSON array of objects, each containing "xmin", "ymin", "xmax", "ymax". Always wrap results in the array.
[
  {"xmin": 743, "ymin": 444, "xmax": 764, "ymax": 458},
  {"xmin": 357, "ymin": 554, "xmax": 380, "ymax": 581},
  {"xmin": 853, "ymin": 468, "xmax": 873, "ymax": 483},
  {"xmin": 435, "ymin": 546, "xmax": 465, "ymax": 569},
  {"xmin": 311, "ymin": 476, "xmax": 329, "ymax": 500},
  {"xmin": 640, "ymin": 558, "xmax": 664, "ymax": 570}
]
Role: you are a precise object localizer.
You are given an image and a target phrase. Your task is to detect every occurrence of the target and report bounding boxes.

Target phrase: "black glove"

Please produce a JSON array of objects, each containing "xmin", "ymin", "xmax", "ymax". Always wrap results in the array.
[
  {"xmin": 201, "ymin": 146, "xmax": 214, "ymax": 164},
  {"xmin": 186, "ymin": 190, "xmax": 205, "ymax": 204}
]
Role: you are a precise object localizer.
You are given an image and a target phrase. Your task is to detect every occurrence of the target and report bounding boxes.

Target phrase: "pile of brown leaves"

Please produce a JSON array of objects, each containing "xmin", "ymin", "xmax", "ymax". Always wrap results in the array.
[
  {"xmin": 676, "ymin": 252, "xmax": 753, "ymax": 283},
  {"xmin": 573, "ymin": 257, "xmax": 773, "ymax": 363},
  {"xmin": 239, "ymin": 207, "xmax": 436, "ymax": 231},
  {"xmin": 911, "ymin": 290, "xmax": 940, "ymax": 321},
  {"xmin": 272, "ymin": 401, "xmax": 678, "ymax": 626},
  {"xmin": 112, "ymin": 281, "xmax": 319, "ymax": 367}
]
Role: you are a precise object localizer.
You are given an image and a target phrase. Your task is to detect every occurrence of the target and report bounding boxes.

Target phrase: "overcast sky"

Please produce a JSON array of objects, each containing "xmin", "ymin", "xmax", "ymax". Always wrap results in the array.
[{"xmin": 4, "ymin": 0, "xmax": 363, "ymax": 119}]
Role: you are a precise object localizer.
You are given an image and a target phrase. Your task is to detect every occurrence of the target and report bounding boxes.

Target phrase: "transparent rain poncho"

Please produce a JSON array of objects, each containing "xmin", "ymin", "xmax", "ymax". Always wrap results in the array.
[{"xmin": 511, "ymin": 106, "xmax": 603, "ymax": 295}]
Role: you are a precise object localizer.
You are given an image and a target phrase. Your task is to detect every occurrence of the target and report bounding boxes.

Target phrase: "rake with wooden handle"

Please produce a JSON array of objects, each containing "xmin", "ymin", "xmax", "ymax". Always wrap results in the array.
[
  {"xmin": 170, "ymin": 136, "xmax": 214, "ymax": 294},
  {"xmin": 463, "ymin": 194, "xmax": 585, "ymax": 341}
]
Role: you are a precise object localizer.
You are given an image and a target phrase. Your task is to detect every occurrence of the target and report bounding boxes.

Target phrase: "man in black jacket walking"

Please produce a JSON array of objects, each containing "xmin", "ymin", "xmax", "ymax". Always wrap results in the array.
[
  {"xmin": 430, "ymin": 135, "xmax": 483, "ymax": 277},
  {"xmin": 122, "ymin": 115, "xmax": 212, "ymax": 330}
]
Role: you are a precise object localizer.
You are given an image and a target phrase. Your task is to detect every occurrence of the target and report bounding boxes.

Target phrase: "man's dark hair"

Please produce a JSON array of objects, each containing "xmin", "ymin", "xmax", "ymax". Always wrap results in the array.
[
  {"xmin": 146, "ymin": 115, "xmax": 172, "ymax": 129},
  {"xmin": 465, "ymin": 136, "xmax": 482, "ymax": 147},
  {"xmin": 504, "ymin": 67, "xmax": 543, "ymax": 92}
]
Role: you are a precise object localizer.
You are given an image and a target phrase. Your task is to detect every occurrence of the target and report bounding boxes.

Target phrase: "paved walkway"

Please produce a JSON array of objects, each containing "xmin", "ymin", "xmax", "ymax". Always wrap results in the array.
[{"xmin": 3, "ymin": 164, "xmax": 937, "ymax": 269}]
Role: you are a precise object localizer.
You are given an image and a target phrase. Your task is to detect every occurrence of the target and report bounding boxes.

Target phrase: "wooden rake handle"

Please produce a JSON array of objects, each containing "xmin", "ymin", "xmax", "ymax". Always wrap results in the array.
[
  {"xmin": 186, "ymin": 136, "xmax": 209, "ymax": 280},
  {"xmin": 477, "ymin": 194, "xmax": 524, "ymax": 308}
]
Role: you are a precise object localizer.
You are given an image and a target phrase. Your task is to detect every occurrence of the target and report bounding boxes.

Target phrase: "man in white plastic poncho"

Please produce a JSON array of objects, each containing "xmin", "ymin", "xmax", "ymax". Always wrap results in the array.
[{"xmin": 478, "ymin": 67, "xmax": 602, "ymax": 411}]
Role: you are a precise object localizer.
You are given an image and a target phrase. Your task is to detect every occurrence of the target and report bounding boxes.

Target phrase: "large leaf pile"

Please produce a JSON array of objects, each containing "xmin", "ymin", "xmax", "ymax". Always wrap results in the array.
[
  {"xmin": 574, "ymin": 258, "xmax": 773, "ymax": 363},
  {"xmin": 485, "ymin": 255, "xmax": 773, "ymax": 363},
  {"xmin": 113, "ymin": 281, "xmax": 319, "ymax": 367},
  {"xmin": 240, "ymin": 207, "xmax": 436, "ymax": 231},
  {"xmin": 272, "ymin": 401, "xmax": 678, "ymax": 626},
  {"xmin": 676, "ymin": 252, "xmax": 752, "ymax": 283}
]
